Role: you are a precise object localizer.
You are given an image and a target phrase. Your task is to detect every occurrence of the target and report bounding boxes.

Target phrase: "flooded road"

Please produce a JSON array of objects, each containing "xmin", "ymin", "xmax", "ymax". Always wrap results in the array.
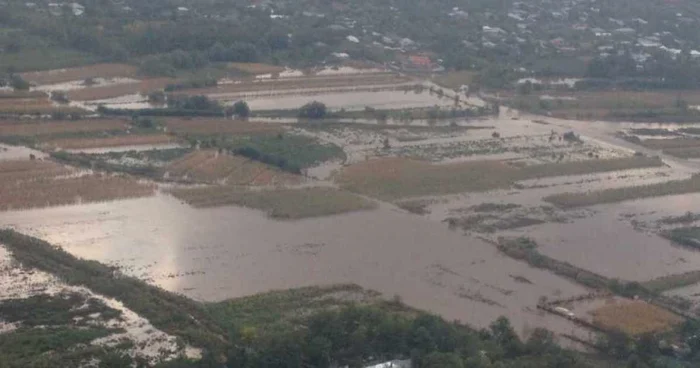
[{"xmin": 0, "ymin": 193, "xmax": 588, "ymax": 335}]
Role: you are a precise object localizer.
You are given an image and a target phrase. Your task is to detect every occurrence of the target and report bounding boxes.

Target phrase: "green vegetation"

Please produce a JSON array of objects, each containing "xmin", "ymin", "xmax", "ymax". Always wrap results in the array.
[
  {"xmin": 0, "ymin": 47, "xmax": 95, "ymax": 73},
  {"xmin": 544, "ymin": 175, "xmax": 700, "ymax": 208},
  {"xmin": 0, "ymin": 326, "xmax": 121, "ymax": 368},
  {"xmin": 659, "ymin": 212, "xmax": 700, "ymax": 225},
  {"xmin": 169, "ymin": 187, "xmax": 377, "ymax": 219},
  {"xmin": 51, "ymin": 148, "xmax": 192, "ymax": 178},
  {"xmin": 206, "ymin": 133, "xmax": 345, "ymax": 171},
  {"xmin": 0, "ymin": 229, "xmax": 227, "ymax": 351},
  {"xmin": 0, "ymin": 292, "xmax": 121, "ymax": 327},
  {"xmin": 471, "ymin": 203, "xmax": 522, "ymax": 212},
  {"xmin": 643, "ymin": 270, "xmax": 700, "ymax": 294},
  {"xmin": 298, "ymin": 101, "xmax": 328, "ymax": 119},
  {"xmin": 662, "ymin": 227, "xmax": 700, "ymax": 250},
  {"xmin": 229, "ymin": 100, "xmax": 251, "ymax": 118},
  {"xmin": 339, "ymin": 156, "xmax": 664, "ymax": 201}
]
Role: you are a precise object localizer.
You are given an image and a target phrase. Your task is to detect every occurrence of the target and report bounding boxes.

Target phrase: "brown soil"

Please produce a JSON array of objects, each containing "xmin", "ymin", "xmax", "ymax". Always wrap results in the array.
[
  {"xmin": 228, "ymin": 62, "xmax": 286, "ymax": 75},
  {"xmin": 0, "ymin": 160, "xmax": 155, "ymax": 211},
  {"xmin": 337, "ymin": 156, "xmax": 663, "ymax": 201},
  {"xmin": 41, "ymin": 134, "xmax": 176, "ymax": 150},
  {"xmin": 175, "ymin": 73, "xmax": 410, "ymax": 96},
  {"xmin": 0, "ymin": 119, "xmax": 126, "ymax": 136},
  {"xmin": 591, "ymin": 300, "xmax": 682, "ymax": 336},
  {"xmin": 164, "ymin": 118, "xmax": 283, "ymax": 135},
  {"xmin": 164, "ymin": 150, "xmax": 300, "ymax": 185},
  {"xmin": 21, "ymin": 63, "xmax": 139, "ymax": 85},
  {"xmin": 0, "ymin": 97, "xmax": 87, "ymax": 114}
]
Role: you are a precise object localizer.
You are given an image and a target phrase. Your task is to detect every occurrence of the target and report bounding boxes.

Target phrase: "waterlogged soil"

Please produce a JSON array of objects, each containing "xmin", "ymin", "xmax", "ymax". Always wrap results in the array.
[
  {"xmin": 0, "ymin": 193, "xmax": 589, "ymax": 337},
  {"xmin": 245, "ymin": 89, "xmax": 455, "ymax": 111},
  {"xmin": 499, "ymin": 193, "xmax": 700, "ymax": 282}
]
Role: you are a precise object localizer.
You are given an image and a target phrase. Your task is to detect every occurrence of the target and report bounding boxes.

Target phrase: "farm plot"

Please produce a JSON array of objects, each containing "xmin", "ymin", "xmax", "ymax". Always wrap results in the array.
[
  {"xmin": 164, "ymin": 150, "xmax": 301, "ymax": 185},
  {"xmin": 40, "ymin": 134, "xmax": 176, "ymax": 150},
  {"xmin": 336, "ymin": 156, "xmax": 665, "ymax": 201},
  {"xmin": 443, "ymin": 204, "xmax": 591, "ymax": 234},
  {"xmin": 0, "ymin": 160, "xmax": 155, "ymax": 211},
  {"xmin": 227, "ymin": 62, "xmax": 286, "ymax": 75},
  {"xmin": 590, "ymin": 300, "xmax": 683, "ymax": 336},
  {"xmin": 0, "ymin": 119, "xmax": 126, "ymax": 137},
  {"xmin": 176, "ymin": 73, "xmax": 412, "ymax": 98},
  {"xmin": 20, "ymin": 63, "xmax": 138, "ymax": 85},
  {"xmin": 164, "ymin": 118, "xmax": 283, "ymax": 136},
  {"xmin": 0, "ymin": 96, "xmax": 86, "ymax": 115},
  {"xmin": 66, "ymin": 78, "xmax": 173, "ymax": 101},
  {"xmin": 169, "ymin": 186, "xmax": 376, "ymax": 219},
  {"xmin": 379, "ymin": 133, "xmax": 629, "ymax": 163},
  {"xmin": 544, "ymin": 175, "xmax": 700, "ymax": 208}
]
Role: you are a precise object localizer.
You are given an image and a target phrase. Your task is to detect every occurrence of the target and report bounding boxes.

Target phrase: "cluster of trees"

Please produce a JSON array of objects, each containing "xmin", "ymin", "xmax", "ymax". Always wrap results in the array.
[
  {"xmin": 232, "ymin": 146, "xmax": 301, "ymax": 174},
  {"xmin": 585, "ymin": 52, "xmax": 700, "ymax": 89},
  {"xmin": 223, "ymin": 306, "xmax": 589, "ymax": 368},
  {"xmin": 0, "ymin": 73, "xmax": 30, "ymax": 91},
  {"xmin": 298, "ymin": 101, "xmax": 327, "ymax": 119},
  {"xmin": 166, "ymin": 95, "xmax": 221, "ymax": 111}
]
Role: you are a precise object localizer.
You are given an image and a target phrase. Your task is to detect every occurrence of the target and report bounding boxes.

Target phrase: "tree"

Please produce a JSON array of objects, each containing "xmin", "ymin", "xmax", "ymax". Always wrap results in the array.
[
  {"xmin": 231, "ymin": 100, "xmax": 251, "ymax": 118},
  {"xmin": 422, "ymin": 352, "xmax": 464, "ymax": 368},
  {"xmin": 298, "ymin": 101, "xmax": 327, "ymax": 119},
  {"xmin": 489, "ymin": 316, "xmax": 523, "ymax": 358},
  {"xmin": 10, "ymin": 74, "xmax": 29, "ymax": 91}
]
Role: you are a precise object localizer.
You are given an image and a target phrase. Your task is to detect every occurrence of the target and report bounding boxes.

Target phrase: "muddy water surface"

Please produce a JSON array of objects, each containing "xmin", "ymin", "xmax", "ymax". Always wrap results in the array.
[{"xmin": 0, "ymin": 193, "xmax": 588, "ymax": 336}]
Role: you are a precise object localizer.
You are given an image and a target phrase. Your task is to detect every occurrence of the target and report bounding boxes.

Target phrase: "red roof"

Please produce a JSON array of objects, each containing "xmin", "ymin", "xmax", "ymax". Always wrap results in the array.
[{"xmin": 409, "ymin": 55, "xmax": 431, "ymax": 67}]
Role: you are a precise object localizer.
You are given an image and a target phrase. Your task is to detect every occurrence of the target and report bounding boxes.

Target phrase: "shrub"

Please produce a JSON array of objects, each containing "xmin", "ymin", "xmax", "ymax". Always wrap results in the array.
[
  {"xmin": 230, "ymin": 100, "xmax": 250, "ymax": 118},
  {"xmin": 298, "ymin": 101, "xmax": 327, "ymax": 119}
]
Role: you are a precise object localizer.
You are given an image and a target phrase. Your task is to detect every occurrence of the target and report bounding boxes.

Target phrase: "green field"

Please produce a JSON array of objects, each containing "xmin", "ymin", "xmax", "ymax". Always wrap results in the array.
[{"xmin": 170, "ymin": 186, "xmax": 377, "ymax": 219}]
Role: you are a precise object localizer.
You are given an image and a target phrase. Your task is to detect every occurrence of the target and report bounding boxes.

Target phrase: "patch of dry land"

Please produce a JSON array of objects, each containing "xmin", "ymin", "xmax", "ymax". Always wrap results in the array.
[
  {"xmin": 0, "ymin": 96, "xmax": 86, "ymax": 115},
  {"xmin": 228, "ymin": 62, "xmax": 286, "ymax": 75},
  {"xmin": 177, "ymin": 73, "xmax": 411, "ymax": 96},
  {"xmin": 336, "ymin": 156, "xmax": 664, "ymax": 200},
  {"xmin": 0, "ymin": 119, "xmax": 126, "ymax": 136},
  {"xmin": 169, "ymin": 186, "xmax": 376, "ymax": 219},
  {"xmin": 164, "ymin": 150, "xmax": 301, "ymax": 185},
  {"xmin": 164, "ymin": 118, "xmax": 283, "ymax": 135},
  {"xmin": 591, "ymin": 300, "xmax": 683, "ymax": 336},
  {"xmin": 66, "ymin": 78, "xmax": 174, "ymax": 101},
  {"xmin": 20, "ymin": 63, "xmax": 138, "ymax": 85},
  {"xmin": 40, "ymin": 134, "xmax": 176, "ymax": 150},
  {"xmin": 544, "ymin": 175, "xmax": 700, "ymax": 208},
  {"xmin": 0, "ymin": 159, "xmax": 155, "ymax": 211}
]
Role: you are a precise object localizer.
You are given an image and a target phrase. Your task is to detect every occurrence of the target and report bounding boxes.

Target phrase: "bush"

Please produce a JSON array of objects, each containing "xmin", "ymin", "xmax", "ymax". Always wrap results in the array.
[
  {"xmin": 298, "ymin": 101, "xmax": 327, "ymax": 119},
  {"xmin": 9, "ymin": 74, "xmax": 30, "ymax": 90},
  {"xmin": 51, "ymin": 91, "xmax": 69, "ymax": 104},
  {"xmin": 230, "ymin": 100, "xmax": 250, "ymax": 118}
]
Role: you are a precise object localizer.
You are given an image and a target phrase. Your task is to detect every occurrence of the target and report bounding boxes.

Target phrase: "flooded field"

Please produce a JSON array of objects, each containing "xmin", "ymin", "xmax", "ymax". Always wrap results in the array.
[
  {"xmin": 8, "ymin": 63, "xmax": 700, "ymax": 350},
  {"xmin": 0, "ymin": 194, "xmax": 590, "ymax": 337}
]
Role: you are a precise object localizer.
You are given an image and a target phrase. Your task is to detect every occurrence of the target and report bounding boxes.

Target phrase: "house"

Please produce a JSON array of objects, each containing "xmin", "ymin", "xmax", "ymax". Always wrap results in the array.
[
  {"xmin": 409, "ymin": 55, "xmax": 432, "ymax": 69},
  {"xmin": 364, "ymin": 359, "xmax": 412, "ymax": 368}
]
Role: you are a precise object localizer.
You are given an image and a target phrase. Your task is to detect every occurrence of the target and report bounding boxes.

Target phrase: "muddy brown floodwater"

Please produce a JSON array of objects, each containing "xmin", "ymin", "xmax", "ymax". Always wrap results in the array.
[{"xmin": 0, "ymin": 192, "xmax": 588, "ymax": 337}]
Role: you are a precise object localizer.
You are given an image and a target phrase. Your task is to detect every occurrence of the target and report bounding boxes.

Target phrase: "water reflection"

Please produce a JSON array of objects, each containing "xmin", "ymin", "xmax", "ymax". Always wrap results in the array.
[{"xmin": 0, "ymin": 193, "xmax": 587, "ymax": 335}]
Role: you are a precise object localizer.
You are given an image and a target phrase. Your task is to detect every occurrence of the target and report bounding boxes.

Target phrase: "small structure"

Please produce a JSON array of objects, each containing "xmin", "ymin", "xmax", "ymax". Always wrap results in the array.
[
  {"xmin": 364, "ymin": 359, "xmax": 412, "ymax": 368},
  {"xmin": 70, "ymin": 2, "xmax": 84, "ymax": 16},
  {"xmin": 409, "ymin": 55, "xmax": 432, "ymax": 69}
]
